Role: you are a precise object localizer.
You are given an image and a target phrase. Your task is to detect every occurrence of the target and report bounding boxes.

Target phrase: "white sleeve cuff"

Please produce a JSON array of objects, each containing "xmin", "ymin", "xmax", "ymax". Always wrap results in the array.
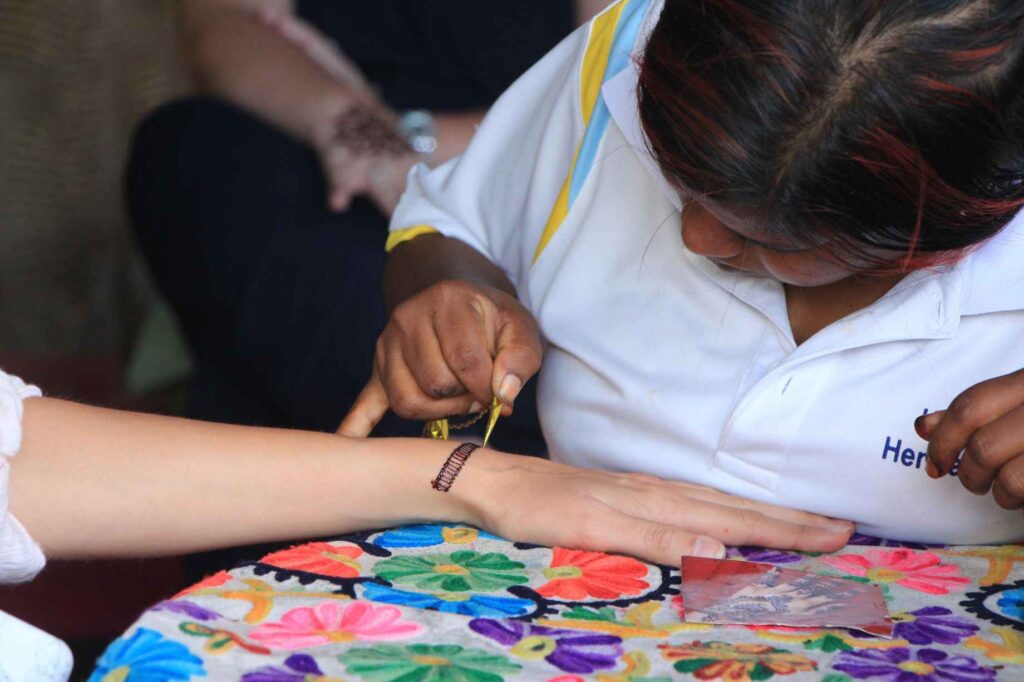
[{"xmin": 0, "ymin": 370, "xmax": 45, "ymax": 583}]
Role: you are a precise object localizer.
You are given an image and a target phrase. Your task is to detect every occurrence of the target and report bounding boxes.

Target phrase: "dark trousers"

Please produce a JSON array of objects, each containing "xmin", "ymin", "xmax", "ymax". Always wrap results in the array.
[{"xmin": 127, "ymin": 96, "xmax": 544, "ymax": 453}]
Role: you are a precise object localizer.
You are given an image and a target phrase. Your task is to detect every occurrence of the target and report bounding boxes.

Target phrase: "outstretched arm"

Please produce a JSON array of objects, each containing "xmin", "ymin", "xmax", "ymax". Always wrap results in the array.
[
  {"xmin": 9, "ymin": 398, "xmax": 470, "ymax": 558},
  {"xmin": 8, "ymin": 399, "xmax": 852, "ymax": 565}
]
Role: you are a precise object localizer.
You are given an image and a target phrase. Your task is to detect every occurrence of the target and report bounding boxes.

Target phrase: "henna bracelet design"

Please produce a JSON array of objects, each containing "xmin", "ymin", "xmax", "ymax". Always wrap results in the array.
[{"xmin": 431, "ymin": 443, "xmax": 479, "ymax": 492}]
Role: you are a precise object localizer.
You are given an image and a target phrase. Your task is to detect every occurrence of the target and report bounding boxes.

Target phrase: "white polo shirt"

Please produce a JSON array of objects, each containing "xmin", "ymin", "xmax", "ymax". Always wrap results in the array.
[{"xmin": 389, "ymin": 0, "xmax": 1024, "ymax": 544}]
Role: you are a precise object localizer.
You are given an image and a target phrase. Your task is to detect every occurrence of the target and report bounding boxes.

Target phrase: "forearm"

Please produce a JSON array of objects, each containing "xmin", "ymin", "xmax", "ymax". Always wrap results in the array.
[
  {"xmin": 8, "ymin": 398, "xmax": 489, "ymax": 559},
  {"xmin": 182, "ymin": 0, "xmax": 358, "ymax": 146},
  {"xmin": 382, "ymin": 235, "xmax": 517, "ymax": 312},
  {"xmin": 184, "ymin": 1, "xmax": 484, "ymax": 163}
]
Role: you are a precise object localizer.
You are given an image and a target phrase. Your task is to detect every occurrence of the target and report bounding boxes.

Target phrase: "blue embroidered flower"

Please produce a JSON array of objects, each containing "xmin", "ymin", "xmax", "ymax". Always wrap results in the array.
[
  {"xmin": 374, "ymin": 523, "xmax": 501, "ymax": 548},
  {"xmin": 996, "ymin": 587, "xmax": 1024, "ymax": 621},
  {"xmin": 361, "ymin": 583, "xmax": 535, "ymax": 618},
  {"xmin": 89, "ymin": 628, "xmax": 205, "ymax": 682}
]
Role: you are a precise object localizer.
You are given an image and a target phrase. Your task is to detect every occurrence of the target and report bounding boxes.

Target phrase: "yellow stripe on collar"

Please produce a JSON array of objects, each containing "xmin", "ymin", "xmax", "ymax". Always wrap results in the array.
[{"xmin": 533, "ymin": 0, "xmax": 628, "ymax": 264}]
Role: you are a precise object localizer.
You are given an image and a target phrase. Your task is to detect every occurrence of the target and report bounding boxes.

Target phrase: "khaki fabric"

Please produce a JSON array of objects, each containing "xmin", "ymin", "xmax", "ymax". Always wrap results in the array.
[{"xmin": 0, "ymin": 0, "xmax": 188, "ymax": 355}]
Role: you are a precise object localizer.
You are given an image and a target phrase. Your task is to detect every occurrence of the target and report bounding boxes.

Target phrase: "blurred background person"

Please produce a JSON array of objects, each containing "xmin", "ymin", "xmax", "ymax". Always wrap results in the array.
[{"xmin": 128, "ymin": 0, "xmax": 608, "ymax": 454}]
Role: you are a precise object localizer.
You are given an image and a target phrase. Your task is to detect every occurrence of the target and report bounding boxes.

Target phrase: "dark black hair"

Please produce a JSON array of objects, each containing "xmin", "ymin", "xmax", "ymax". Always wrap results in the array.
[{"xmin": 638, "ymin": 0, "xmax": 1024, "ymax": 270}]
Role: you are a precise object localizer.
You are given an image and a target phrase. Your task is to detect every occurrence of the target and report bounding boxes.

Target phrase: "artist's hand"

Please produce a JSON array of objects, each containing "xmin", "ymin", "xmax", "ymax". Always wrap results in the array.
[
  {"xmin": 918, "ymin": 368, "xmax": 1024, "ymax": 510},
  {"xmin": 459, "ymin": 451, "xmax": 856, "ymax": 564},
  {"xmin": 339, "ymin": 280, "xmax": 542, "ymax": 436}
]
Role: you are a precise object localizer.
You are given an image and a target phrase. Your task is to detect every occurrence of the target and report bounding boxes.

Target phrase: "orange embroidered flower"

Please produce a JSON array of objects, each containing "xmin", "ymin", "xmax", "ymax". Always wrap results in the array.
[
  {"xmin": 537, "ymin": 549, "xmax": 649, "ymax": 601},
  {"xmin": 261, "ymin": 542, "xmax": 364, "ymax": 579}
]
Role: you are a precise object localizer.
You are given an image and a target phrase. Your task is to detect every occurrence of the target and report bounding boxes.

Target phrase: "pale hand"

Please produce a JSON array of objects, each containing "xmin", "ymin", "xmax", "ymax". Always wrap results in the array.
[{"xmin": 463, "ymin": 450, "xmax": 856, "ymax": 565}]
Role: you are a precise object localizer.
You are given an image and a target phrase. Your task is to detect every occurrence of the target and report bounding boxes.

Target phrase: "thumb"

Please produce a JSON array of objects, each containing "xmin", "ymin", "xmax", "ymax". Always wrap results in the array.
[
  {"xmin": 491, "ymin": 312, "xmax": 542, "ymax": 407},
  {"xmin": 338, "ymin": 372, "xmax": 390, "ymax": 437},
  {"xmin": 321, "ymin": 146, "xmax": 364, "ymax": 213}
]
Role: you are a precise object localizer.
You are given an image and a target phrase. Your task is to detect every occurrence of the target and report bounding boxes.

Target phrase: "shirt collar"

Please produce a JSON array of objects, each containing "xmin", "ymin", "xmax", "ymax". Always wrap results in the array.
[
  {"xmin": 602, "ymin": 59, "xmax": 682, "ymax": 210},
  {"xmin": 959, "ymin": 210, "xmax": 1024, "ymax": 316},
  {"xmin": 601, "ymin": 0, "xmax": 679, "ymax": 211}
]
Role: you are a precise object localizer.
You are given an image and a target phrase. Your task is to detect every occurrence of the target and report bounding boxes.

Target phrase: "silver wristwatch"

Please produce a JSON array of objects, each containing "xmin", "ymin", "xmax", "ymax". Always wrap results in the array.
[{"xmin": 398, "ymin": 110, "xmax": 438, "ymax": 161}]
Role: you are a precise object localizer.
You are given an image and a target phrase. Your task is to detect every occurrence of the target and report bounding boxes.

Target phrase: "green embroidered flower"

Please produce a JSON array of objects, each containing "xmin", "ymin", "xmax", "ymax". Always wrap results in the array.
[
  {"xmin": 339, "ymin": 643, "xmax": 521, "ymax": 682},
  {"xmin": 373, "ymin": 551, "xmax": 528, "ymax": 593},
  {"xmin": 803, "ymin": 633, "xmax": 853, "ymax": 654},
  {"xmin": 561, "ymin": 606, "xmax": 621, "ymax": 623}
]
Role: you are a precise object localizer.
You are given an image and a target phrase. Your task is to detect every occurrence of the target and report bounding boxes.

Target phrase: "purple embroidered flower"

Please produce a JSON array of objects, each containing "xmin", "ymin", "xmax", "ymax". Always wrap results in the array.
[
  {"xmin": 893, "ymin": 607, "xmax": 979, "ymax": 646},
  {"xmin": 241, "ymin": 654, "xmax": 322, "ymax": 682},
  {"xmin": 834, "ymin": 647, "xmax": 995, "ymax": 681},
  {"xmin": 469, "ymin": 618, "xmax": 623, "ymax": 674},
  {"xmin": 729, "ymin": 546, "xmax": 804, "ymax": 564},
  {"xmin": 150, "ymin": 599, "xmax": 221, "ymax": 622},
  {"xmin": 849, "ymin": 534, "xmax": 933, "ymax": 551}
]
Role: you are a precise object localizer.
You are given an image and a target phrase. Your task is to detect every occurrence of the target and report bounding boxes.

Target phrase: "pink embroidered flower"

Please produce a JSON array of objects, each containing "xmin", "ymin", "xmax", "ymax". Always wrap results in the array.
[
  {"xmin": 820, "ymin": 549, "xmax": 970, "ymax": 595},
  {"xmin": 251, "ymin": 601, "xmax": 422, "ymax": 649}
]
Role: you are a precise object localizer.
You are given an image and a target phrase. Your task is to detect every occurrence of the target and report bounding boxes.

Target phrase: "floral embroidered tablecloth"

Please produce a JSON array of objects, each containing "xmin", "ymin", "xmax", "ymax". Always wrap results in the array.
[{"xmin": 90, "ymin": 525, "xmax": 1024, "ymax": 681}]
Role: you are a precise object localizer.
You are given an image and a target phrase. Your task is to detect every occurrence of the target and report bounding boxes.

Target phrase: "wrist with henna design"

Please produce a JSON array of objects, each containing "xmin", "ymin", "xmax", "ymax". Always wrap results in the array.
[{"xmin": 330, "ymin": 106, "xmax": 410, "ymax": 156}]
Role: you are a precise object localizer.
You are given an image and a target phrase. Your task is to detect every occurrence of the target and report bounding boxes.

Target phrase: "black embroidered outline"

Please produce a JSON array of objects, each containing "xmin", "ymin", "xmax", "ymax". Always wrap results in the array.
[{"xmin": 961, "ymin": 579, "xmax": 1024, "ymax": 632}]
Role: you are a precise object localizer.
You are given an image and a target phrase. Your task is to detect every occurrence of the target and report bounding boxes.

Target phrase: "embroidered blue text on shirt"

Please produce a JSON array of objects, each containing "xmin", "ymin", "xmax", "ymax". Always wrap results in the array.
[{"xmin": 881, "ymin": 435, "xmax": 960, "ymax": 477}]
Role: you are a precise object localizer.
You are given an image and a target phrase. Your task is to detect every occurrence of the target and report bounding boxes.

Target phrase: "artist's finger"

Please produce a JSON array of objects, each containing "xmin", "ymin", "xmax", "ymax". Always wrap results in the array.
[
  {"xmin": 956, "ymin": 403, "xmax": 1024, "ymax": 495},
  {"xmin": 667, "ymin": 482, "xmax": 856, "ymax": 534},
  {"xmin": 923, "ymin": 370, "xmax": 1024, "ymax": 477},
  {"xmin": 325, "ymin": 149, "xmax": 372, "ymax": 213},
  {"xmin": 323, "ymin": 146, "xmax": 355, "ymax": 212},
  {"xmin": 433, "ymin": 293, "xmax": 497, "ymax": 407},
  {"xmin": 491, "ymin": 308, "xmax": 542, "ymax": 410},
  {"xmin": 379, "ymin": 338, "xmax": 476, "ymax": 420},
  {"xmin": 338, "ymin": 371, "xmax": 389, "ymax": 437},
  {"xmin": 992, "ymin": 455, "xmax": 1024, "ymax": 510},
  {"xmin": 401, "ymin": 324, "xmax": 471, "ymax": 404}
]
